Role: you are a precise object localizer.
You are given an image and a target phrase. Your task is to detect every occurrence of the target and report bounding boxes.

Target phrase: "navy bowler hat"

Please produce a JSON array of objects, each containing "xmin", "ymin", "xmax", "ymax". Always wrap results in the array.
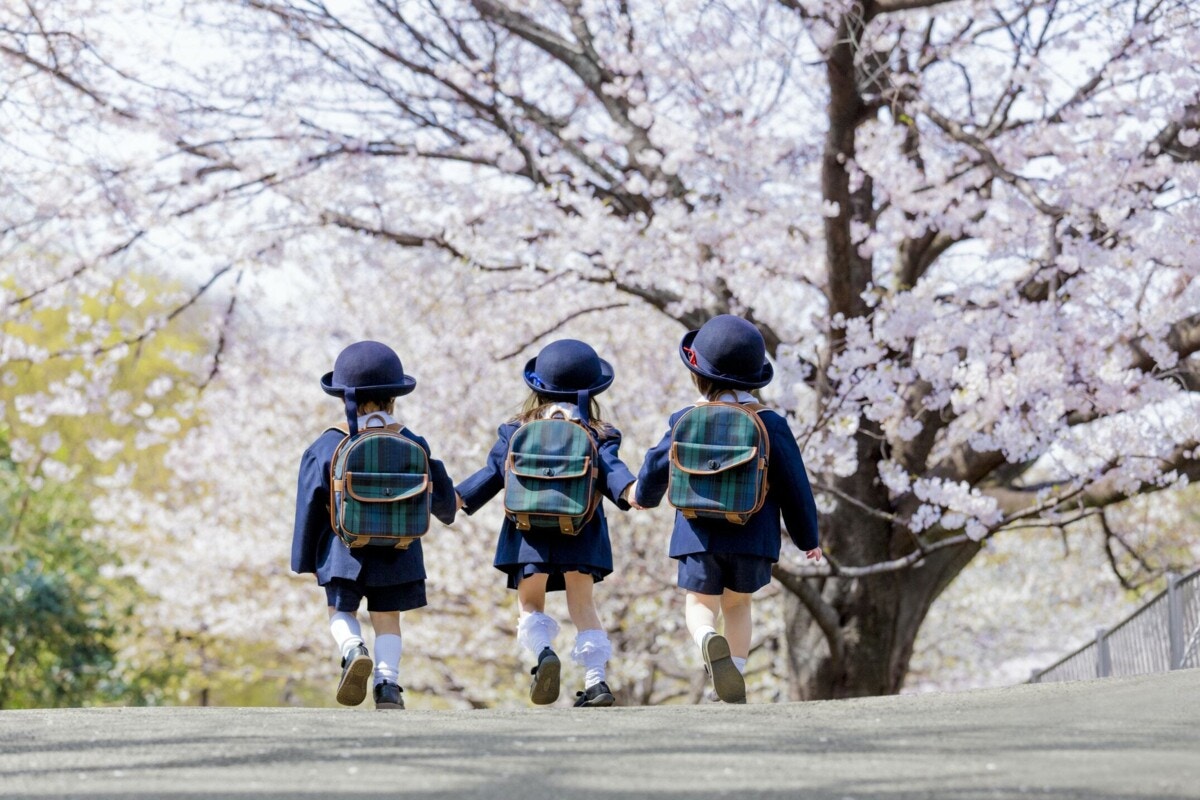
[
  {"xmin": 321, "ymin": 340, "xmax": 417, "ymax": 398},
  {"xmin": 680, "ymin": 315, "xmax": 774, "ymax": 389},
  {"xmin": 524, "ymin": 339, "xmax": 614, "ymax": 404}
]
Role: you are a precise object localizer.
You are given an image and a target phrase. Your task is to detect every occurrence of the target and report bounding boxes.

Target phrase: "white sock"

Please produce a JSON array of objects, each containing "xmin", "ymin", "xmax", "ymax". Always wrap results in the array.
[
  {"xmin": 732, "ymin": 657, "xmax": 747, "ymax": 674},
  {"xmin": 517, "ymin": 611, "xmax": 560, "ymax": 655},
  {"xmin": 572, "ymin": 629, "xmax": 613, "ymax": 688},
  {"xmin": 692, "ymin": 625, "xmax": 717, "ymax": 650},
  {"xmin": 329, "ymin": 612, "xmax": 364, "ymax": 660},
  {"xmin": 373, "ymin": 633, "xmax": 403, "ymax": 687}
]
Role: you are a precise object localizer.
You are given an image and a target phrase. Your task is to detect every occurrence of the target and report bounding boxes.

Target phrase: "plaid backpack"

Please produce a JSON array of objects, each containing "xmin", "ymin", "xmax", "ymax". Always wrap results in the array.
[
  {"xmin": 667, "ymin": 401, "xmax": 770, "ymax": 524},
  {"xmin": 503, "ymin": 417, "xmax": 601, "ymax": 535},
  {"xmin": 328, "ymin": 415, "xmax": 431, "ymax": 549}
]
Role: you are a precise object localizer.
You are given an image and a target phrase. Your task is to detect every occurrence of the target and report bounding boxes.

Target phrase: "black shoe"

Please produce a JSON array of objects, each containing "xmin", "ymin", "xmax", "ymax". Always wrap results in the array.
[
  {"xmin": 529, "ymin": 647, "xmax": 561, "ymax": 705},
  {"xmin": 573, "ymin": 681, "xmax": 615, "ymax": 708},
  {"xmin": 701, "ymin": 633, "xmax": 746, "ymax": 704},
  {"xmin": 373, "ymin": 681, "xmax": 405, "ymax": 710},
  {"xmin": 336, "ymin": 643, "xmax": 373, "ymax": 707}
]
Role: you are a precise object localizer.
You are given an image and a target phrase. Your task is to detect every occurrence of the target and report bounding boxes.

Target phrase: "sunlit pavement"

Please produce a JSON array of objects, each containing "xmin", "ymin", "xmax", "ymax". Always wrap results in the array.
[{"xmin": 1, "ymin": 668, "xmax": 1197, "ymax": 800}]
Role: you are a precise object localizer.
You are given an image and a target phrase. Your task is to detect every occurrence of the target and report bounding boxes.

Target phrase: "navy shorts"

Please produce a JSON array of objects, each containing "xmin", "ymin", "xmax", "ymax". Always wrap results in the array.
[
  {"xmin": 502, "ymin": 563, "xmax": 606, "ymax": 592},
  {"xmin": 323, "ymin": 578, "xmax": 427, "ymax": 612},
  {"xmin": 676, "ymin": 553, "xmax": 774, "ymax": 595}
]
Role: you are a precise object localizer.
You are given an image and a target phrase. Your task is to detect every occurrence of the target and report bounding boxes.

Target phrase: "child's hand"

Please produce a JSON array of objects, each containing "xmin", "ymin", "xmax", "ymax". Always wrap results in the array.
[
  {"xmin": 622, "ymin": 480, "xmax": 644, "ymax": 510},
  {"xmin": 455, "ymin": 492, "xmax": 465, "ymax": 511},
  {"xmin": 805, "ymin": 547, "xmax": 823, "ymax": 562}
]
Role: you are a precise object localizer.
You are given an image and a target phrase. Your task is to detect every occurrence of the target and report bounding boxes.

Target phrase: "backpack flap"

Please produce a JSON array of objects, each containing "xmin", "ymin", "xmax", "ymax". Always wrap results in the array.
[
  {"xmin": 344, "ymin": 471, "xmax": 429, "ymax": 503},
  {"xmin": 670, "ymin": 442, "xmax": 759, "ymax": 475},
  {"xmin": 505, "ymin": 452, "xmax": 594, "ymax": 520},
  {"xmin": 508, "ymin": 452, "xmax": 593, "ymax": 481}
]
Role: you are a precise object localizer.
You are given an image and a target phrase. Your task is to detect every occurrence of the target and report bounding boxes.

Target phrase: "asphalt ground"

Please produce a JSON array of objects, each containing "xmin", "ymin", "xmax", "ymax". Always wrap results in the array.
[{"xmin": 1, "ymin": 668, "xmax": 1197, "ymax": 799}]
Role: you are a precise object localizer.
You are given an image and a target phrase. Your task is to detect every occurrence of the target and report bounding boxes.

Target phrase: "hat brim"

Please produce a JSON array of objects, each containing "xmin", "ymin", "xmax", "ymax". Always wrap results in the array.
[
  {"xmin": 321, "ymin": 372, "xmax": 417, "ymax": 398},
  {"xmin": 522, "ymin": 356, "xmax": 615, "ymax": 401},
  {"xmin": 679, "ymin": 330, "xmax": 774, "ymax": 390}
]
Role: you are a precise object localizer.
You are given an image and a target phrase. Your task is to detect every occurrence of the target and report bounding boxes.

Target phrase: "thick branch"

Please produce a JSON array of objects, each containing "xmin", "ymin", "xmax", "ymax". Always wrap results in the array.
[{"xmin": 771, "ymin": 565, "xmax": 845, "ymax": 672}]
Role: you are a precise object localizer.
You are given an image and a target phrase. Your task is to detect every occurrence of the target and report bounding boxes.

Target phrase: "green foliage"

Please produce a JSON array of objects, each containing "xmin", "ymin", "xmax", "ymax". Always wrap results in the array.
[
  {"xmin": 1, "ymin": 271, "xmax": 205, "ymax": 490},
  {"xmin": 0, "ymin": 447, "xmax": 182, "ymax": 708},
  {"xmin": 0, "ymin": 271, "xmax": 206, "ymax": 708}
]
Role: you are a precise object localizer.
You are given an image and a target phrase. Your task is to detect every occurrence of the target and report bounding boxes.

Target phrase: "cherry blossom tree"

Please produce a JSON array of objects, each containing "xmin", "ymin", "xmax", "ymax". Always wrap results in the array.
[
  {"xmin": 171, "ymin": 0, "xmax": 1199, "ymax": 698},
  {"xmin": 7, "ymin": 0, "xmax": 1200, "ymax": 703}
]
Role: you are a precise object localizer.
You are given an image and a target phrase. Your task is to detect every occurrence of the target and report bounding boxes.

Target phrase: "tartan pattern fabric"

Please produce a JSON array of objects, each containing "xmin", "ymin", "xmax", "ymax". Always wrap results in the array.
[
  {"xmin": 667, "ymin": 403, "xmax": 768, "ymax": 523},
  {"xmin": 504, "ymin": 419, "xmax": 598, "ymax": 533},
  {"xmin": 331, "ymin": 428, "xmax": 431, "ymax": 546}
]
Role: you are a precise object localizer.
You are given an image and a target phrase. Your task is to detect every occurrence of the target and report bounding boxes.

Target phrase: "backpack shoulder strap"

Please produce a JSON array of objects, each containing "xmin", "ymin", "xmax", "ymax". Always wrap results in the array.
[
  {"xmin": 326, "ymin": 422, "xmax": 349, "ymax": 435},
  {"xmin": 741, "ymin": 402, "xmax": 770, "ymax": 414}
]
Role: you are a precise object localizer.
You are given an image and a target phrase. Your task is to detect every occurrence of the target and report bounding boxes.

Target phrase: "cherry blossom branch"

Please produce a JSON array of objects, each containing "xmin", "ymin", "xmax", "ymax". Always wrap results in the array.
[
  {"xmin": 916, "ymin": 99, "xmax": 1065, "ymax": 218},
  {"xmin": 811, "ymin": 479, "xmax": 901, "ymax": 525},
  {"xmin": 470, "ymin": 0, "xmax": 686, "ymax": 200},
  {"xmin": 493, "ymin": 302, "xmax": 630, "ymax": 361},
  {"xmin": 7, "ymin": 230, "xmax": 145, "ymax": 307},
  {"xmin": 198, "ymin": 269, "xmax": 244, "ymax": 391},
  {"xmin": 1099, "ymin": 510, "xmax": 1161, "ymax": 592},
  {"xmin": 0, "ymin": 40, "xmax": 135, "ymax": 121}
]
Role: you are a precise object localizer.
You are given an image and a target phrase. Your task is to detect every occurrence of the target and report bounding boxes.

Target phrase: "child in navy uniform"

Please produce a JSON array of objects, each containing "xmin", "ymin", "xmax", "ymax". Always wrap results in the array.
[
  {"xmin": 456, "ymin": 339, "xmax": 637, "ymax": 707},
  {"xmin": 292, "ymin": 341, "xmax": 457, "ymax": 709},
  {"xmin": 634, "ymin": 315, "xmax": 822, "ymax": 703}
]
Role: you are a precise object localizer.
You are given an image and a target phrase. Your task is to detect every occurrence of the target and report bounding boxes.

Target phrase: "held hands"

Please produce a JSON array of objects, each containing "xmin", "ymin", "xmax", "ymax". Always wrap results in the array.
[
  {"xmin": 622, "ymin": 480, "xmax": 645, "ymax": 511},
  {"xmin": 805, "ymin": 547, "xmax": 823, "ymax": 562}
]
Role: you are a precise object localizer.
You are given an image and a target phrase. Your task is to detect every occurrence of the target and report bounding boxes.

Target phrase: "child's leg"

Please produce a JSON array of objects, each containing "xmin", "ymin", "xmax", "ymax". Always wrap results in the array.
[
  {"xmin": 369, "ymin": 610, "xmax": 403, "ymax": 688},
  {"xmin": 328, "ymin": 606, "xmax": 365, "ymax": 659},
  {"xmin": 328, "ymin": 603, "xmax": 372, "ymax": 707},
  {"xmin": 719, "ymin": 589, "xmax": 753, "ymax": 674},
  {"xmin": 684, "ymin": 591, "xmax": 721, "ymax": 647},
  {"xmin": 564, "ymin": 571, "xmax": 611, "ymax": 690},
  {"xmin": 516, "ymin": 572, "xmax": 558, "ymax": 653},
  {"xmin": 563, "ymin": 571, "xmax": 602, "ymax": 630},
  {"xmin": 686, "ymin": 590, "xmax": 745, "ymax": 703},
  {"xmin": 516, "ymin": 572, "xmax": 560, "ymax": 705}
]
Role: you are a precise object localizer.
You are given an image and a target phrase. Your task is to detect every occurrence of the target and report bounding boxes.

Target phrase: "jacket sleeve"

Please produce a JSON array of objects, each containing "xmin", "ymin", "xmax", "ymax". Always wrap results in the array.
[
  {"xmin": 455, "ymin": 425, "xmax": 512, "ymax": 514},
  {"xmin": 291, "ymin": 444, "xmax": 330, "ymax": 575},
  {"xmin": 407, "ymin": 432, "xmax": 457, "ymax": 526},
  {"xmin": 635, "ymin": 412, "xmax": 685, "ymax": 509},
  {"xmin": 765, "ymin": 413, "xmax": 820, "ymax": 552},
  {"xmin": 597, "ymin": 429, "xmax": 636, "ymax": 509}
]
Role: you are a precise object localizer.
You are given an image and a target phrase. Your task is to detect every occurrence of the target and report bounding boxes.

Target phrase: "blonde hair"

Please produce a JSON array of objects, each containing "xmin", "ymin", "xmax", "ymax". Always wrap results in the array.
[
  {"xmin": 513, "ymin": 391, "xmax": 614, "ymax": 438},
  {"xmin": 357, "ymin": 397, "xmax": 396, "ymax": 415}
]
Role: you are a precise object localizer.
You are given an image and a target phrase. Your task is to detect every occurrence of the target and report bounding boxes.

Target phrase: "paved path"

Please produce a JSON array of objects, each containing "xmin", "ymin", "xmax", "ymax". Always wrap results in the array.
[{"xmin": 1, "ymin": 668, "xmax": 1197, "ymax": 799}]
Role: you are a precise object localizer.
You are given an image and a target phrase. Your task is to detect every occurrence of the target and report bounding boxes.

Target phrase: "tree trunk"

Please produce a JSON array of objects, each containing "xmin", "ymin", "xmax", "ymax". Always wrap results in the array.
[{"xmin": 783, "ymin": 496, "xmax": 982, "ymax": 698}]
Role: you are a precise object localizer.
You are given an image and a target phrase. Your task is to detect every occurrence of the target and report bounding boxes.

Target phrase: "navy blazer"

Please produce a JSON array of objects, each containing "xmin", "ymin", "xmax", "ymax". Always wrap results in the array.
[
  {"xmin": 456, "ymin": 421, "xmax": 637, "ymax": 576},
  {"xmin": 292, "ymin": 427, "xmax": 457, "ymax": 587},
  {"xmin": 635, "ymin": 406, "xmax": 819, "ymax": 560}
]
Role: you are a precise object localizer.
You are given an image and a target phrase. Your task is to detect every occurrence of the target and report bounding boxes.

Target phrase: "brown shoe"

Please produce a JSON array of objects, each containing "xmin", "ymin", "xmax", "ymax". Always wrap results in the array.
[
  {"xmin": 529, "ymin": 647, "xmax": 561, "ymax": 705},
  {"xmin": 701, "ymin": 633, "xmax": 745, "ymax": 704},
  {"xmin": 335, "ymin": 644, "xmax": 373, "ymax": 706}
]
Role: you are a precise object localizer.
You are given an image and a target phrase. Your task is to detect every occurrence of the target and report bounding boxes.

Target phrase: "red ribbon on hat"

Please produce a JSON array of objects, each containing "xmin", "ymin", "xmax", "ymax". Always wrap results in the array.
[{"xmin": 683, "ymin": 346, "xmax": 699, "ymax": 366}]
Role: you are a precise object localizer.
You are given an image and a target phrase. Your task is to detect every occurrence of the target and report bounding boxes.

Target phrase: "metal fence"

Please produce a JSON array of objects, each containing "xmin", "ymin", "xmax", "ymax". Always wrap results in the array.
[{"xmin": 1030, "ymin": 569, "xmax": 1200, "ymax": 683}]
